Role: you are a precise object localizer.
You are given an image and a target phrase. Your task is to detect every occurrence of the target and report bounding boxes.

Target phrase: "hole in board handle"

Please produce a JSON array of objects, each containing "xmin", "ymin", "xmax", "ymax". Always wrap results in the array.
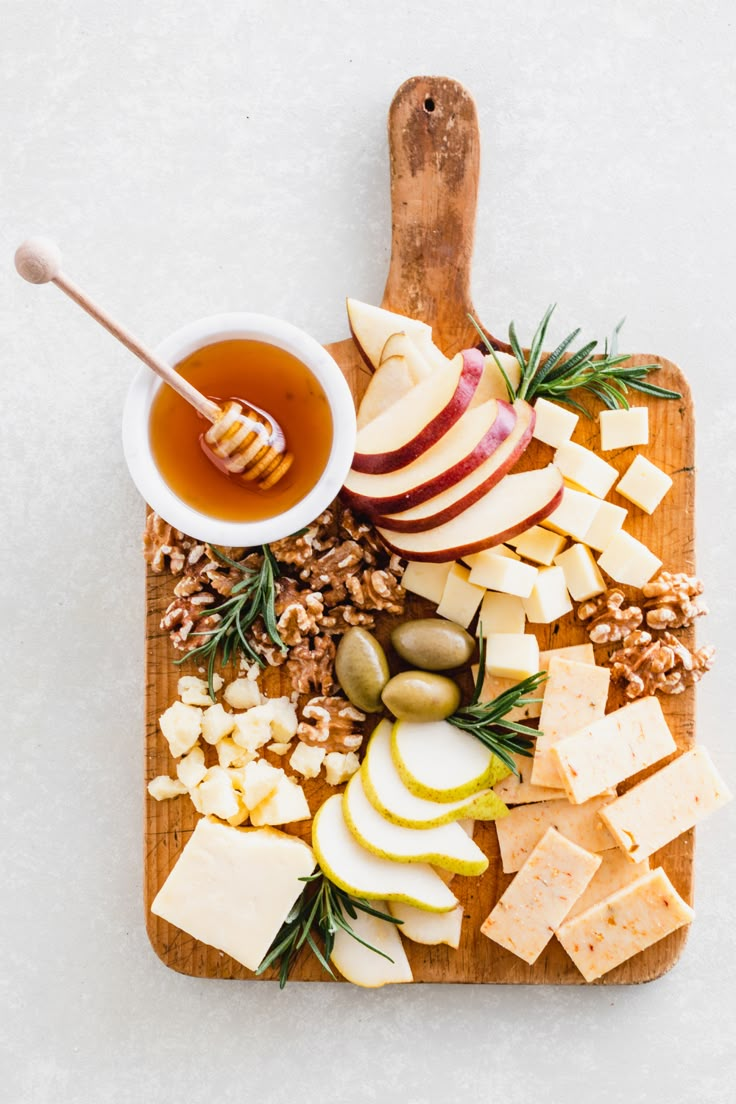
[{"xmin": 424, "ymin": 97, "xmax": 435, "ymax": 113}]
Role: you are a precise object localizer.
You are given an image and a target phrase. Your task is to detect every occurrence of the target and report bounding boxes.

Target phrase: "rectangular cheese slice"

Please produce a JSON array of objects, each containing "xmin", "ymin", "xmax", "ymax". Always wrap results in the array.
[
  {"xmin": 599, "ymin": 746, "xmax": 732, "ymax": 863},
  {"xmin": 494, "ymin": 749, "xmax": 567, "ymax": 805},
  {"xmin": 495, "ymin": 794, "xmax": 617, "ymax": 873},
  {"xmin": 150, "ymin": 817, "xmax": 316, "ymax": 971},
  {"xmin": 565, "ymin": 848, "xmax": 650, "ymax": 920},
  {"xmin": 481, "ymin": 827, "xmax": 601, "ymax": 964},
  {"xmin": 532, "ymin": 658, "xmax": 610, "ymax": 789},
  {"xmin": 556, "ymin": 867, "xmax": 694, "ymax": 982},
  {"xmin": 551, "ymin": 696, "xmax": 676, "ymax": 805}
]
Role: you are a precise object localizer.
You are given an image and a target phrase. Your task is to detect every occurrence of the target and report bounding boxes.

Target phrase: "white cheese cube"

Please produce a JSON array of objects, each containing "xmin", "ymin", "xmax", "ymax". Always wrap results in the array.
[
  {"xmin": 541, "ymin": 485, "xmax": 603, "ymax": 542},
  {"xmin": 196, "ymin": 766, "xmax": 241, "ymax": 820},
  {"xmin": 581, "ymin": 499, "xmax": 627, "ymax": 552},
  {"xmin": 267, "ymin": 741, "xmax": 293, "ymax": 756},
  {"xmin": 223, "ymin": 678, "xmax": 261, "ymax": 710},
  {"xmin": 250, "ymin": 775, "xmax": 311, "ymax": 827},
  {"xmin": 147, "ymin": 775, "xmax": 188, "ymax": 801},
  {"xmin": 495, "ymin": 793, "xmax": 617, "ymax": 873},
  {"xmin": 615, "ymin": 454, "xmax": 673, "ymax": 514},
  {"xmin": 510, "ymin": 526, "xmax": 566, "ymax": 566},
  {"xmin": 467, "ymin": 553, "xmax": 538, "ymax": 598},
  {"xmin": 215, "ymin": 738, "xmax": 255, "ymax": 770},
  {"xmin": 465, "ymin": 545, "xmax": 520, "ymax": 564},
  {"xmin": 201, "ymin": 703, "xmax": 237, "ymax": 745},
  {"xmin": 554, "ymin": 543, "xmax": 606, "ymax": 601},
  {"xmin": 485, "ymin": 634, "xmax": 540, "ymax": 681},
  {"xmin": 523, "ymin": 566, "xmax": 572, "ymax": 624},
  {"xmin": 599, "ymin": 407, "xmax": 649, "ymax": 451},
  {"xmin": 289, "ymin": 742, "xmax": 326, "ymax": 780},
  {"xmin": 477, "ymin": 592, "xmax": 526, "ymax": 636},
  {"xmin": 436, "ymin": 563, "xmax": 485, "ymax": 627},
  {"xmin": 553, "ymin": 441, "xmax": 618, "ymax": 498},
  {"xmin": 324, "ymin": 751, "xmax": 361, "ymax": 787},
  {"xmin": 401, "ymin": 560, "xmax": 454, "ymax": 604},
  {"xmin": 532, "ymin": 398, "xmax": 579, "ymax": 448},
  {"xmin": 150, "ymin": 818, "xmax": 316, "ymax": 971},
  {"xmin": 597, "ymin": 530, "xmax": 662, "ymax": 588},
  {"xmin": 482, "ymin": 351, "xmax": 522, "ymax": 399},
  {"xmin": 178, "ymin": 674, "xmax": 223, "ymax": 706},
  {"xmin": 242, "ymin": 759, "xmax": 283, "ymax": 810},
  {"xmin": 259, "ymin": 697, "xmax": 299, "ymax": 743},
  {"xmin": 532, "ymin": 657, "xmax": 611, "ymax": 788},
  {"xmin": 177, "ymin": 746, "xmax": 208, "ymax": 788},
  {"xmin": 565, "ymin": 849, "xmax": 651, "ymax": 920},
  {"xmin": 159, "ymin": 700, "xmax": 203, "ymax": 758},
  {"xmin": 231, "ymin": 708, "xmax": 275, "ymax": 753}
]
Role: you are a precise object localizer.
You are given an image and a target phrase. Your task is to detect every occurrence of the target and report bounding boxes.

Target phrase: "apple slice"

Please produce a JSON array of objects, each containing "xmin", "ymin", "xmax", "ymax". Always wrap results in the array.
[
  {"xmin": 352, "ymin": 349, "xmax": 484, "ymax": 475},
  {"xmin": 474, "ymin": 351, "xmax": 523, "ymax": 402},
  {"xmin": 391, "ymin": 719, "xmax": 511, "ymax": 803},
  {"xmin": 379, "ymin": 332, "xmax": 433, "ymax": 382},
  {"xmin": 361, "ymin": 720, "xmax": 508, "ymax": 828},
  {"xmin": 312, "ymin": 794, "xmax": 459, "ymax": 912},
  {"xmin": 378, "ymin": 464, "xmax": 564, "ymax": 563},
  {"xmin": 331, "ymin": 900, "xmax": 413, "ymax": 986},
  {"xmin": 356, "ymin": 355, "xmax": 415, "ymax": 430},
  {"xmin": 342, "ymin": 772, "xmax": 489, "ymax": 875},
  {"xmin": 347, "ymin": 298, "xmax": 436, "ymax": 371},
  {"xmin": 387, "ymin": 901, "xmax": 464, "ymax": 949}
]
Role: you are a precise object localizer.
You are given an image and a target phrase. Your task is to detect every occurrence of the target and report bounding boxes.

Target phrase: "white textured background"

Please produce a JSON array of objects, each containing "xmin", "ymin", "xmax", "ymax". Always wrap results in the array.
[{"xmin": 2, "ymin": 2, "xmax": 735, "ymax": 1102}]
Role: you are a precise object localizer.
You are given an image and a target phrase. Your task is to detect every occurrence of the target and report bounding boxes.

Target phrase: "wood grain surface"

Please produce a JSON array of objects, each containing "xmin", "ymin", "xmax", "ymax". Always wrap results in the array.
[{"xmin": 145, "ymin": 76, "xmax": 696, "ymax": 985}]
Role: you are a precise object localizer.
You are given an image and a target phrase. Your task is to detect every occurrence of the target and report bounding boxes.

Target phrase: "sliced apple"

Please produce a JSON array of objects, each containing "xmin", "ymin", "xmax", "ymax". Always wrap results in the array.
[
  {"xmin": 342, "ymin": 772, "xmax": 489, "ymax": 875},
  {"xmin": 347, "ymin": 298, "xmax": 435, "ymax": 371},
  {"xmin": 474, "ymin": 351, "xmax": 523, "ymax": 402},
  {"xmin": 356, "ymin": 355, "xmax": 415, "ymax": 430},
  {"xmin": 379, "ymin": 332, "xmax": 433, "ymax": 383},
  {"xmin": 352, "ymin": 349, "xmax": 484, "ymax": 475},
  {"xmin": 377, "ymin": 464, "xmax": 565, "ymax": 563},
  {"xmin": 331, "ymin": 901, "xmax": 413, "ymax": 987},
  {"xmin": 391, "ymin": 719, "xmax": 511, "ymax": 803},
  {"xmin": 387, "ymin": 901, "xmax": 464, "ymax": 949},
  {"xmin": 361, "ymin": 720, "xmax": 508, "ymax": 829},
  {"xmin": 312, "ymin": 794, "xmax": 459, "ymax": 912}
]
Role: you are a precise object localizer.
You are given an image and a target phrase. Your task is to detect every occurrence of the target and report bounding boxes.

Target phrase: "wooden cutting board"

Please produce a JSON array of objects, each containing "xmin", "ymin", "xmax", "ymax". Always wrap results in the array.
[{"xmin": 144, "ymin": 76, "xmax": 696, "ymax": 984}]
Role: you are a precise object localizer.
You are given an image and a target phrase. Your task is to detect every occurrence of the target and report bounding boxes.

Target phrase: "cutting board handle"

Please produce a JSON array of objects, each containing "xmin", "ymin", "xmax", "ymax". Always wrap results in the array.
[{"xmin": 381, "ymin": 76, "xmax": 481, "ymax": 354}]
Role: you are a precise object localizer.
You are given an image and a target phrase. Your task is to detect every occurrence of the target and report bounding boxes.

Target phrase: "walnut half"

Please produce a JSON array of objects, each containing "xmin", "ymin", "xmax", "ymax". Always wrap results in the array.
[
  {"xmin": 297, "ymin": 695, "xmax": 366, "ymax": 752},
  {"xmin": 608, "ymin": 629, "xmax": 715, "ymax": 700},
  {"xmin": 577, "ymin": 588, "xmax": 643, "ymax": 644},
  {"xmin": 641, "ymin": 571, "xmax": 707, "ymax": 630}
]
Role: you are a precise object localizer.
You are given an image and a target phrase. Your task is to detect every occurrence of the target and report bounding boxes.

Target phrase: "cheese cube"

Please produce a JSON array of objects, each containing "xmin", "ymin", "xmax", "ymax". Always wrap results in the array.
[
  {"xmin": 551, "ymin": 696, "xmax": 676, "ymax": 805},
  {"xmin": 599, "ymin": 746, "xmax": 732, "ymax": 863},
  {"xmin": 250, "ymin": 775, "xmax": 311, "ymax": 826},
  {"xmin": 477, "ymin": 592, "xmax": 526, "ymax": 636},
  {"xmin": 289, "ymin": 742, "xmax": 326, "ymax": 779},
  {"xmin": 223, "ymin": 678, "xmax": 261, "ymax": 710},
  {"xmin": 401, "ymin": 560, "xmax": 454, "ymax": 604},
  {"xmin": 485, "ymin": 634, "xmax": 540, "ymax": 681},
  {"xmin": 510, "ymin": 526, "xmax": 566, "ymax": 566},
  {"xmin": 565, "ymin": 849, "xmax": 651, "ymax": 920},
  {"xmin": 159, "ymin": 700, "xmax": 203, "ymax": 758},
  {"xmin": 495, "ymin": 794, "xmax": 616, "ymax": 873},
  {"xmin": 599, "ymin": 407, "xmax": 649, "ymax": 451},
  {"xmin": 542, "ymin": 486, "xmax": 603, "ymax": 542},
  {"xmin": 597, "ymin": 530, "xmax": 662, "ymax": 587},
  {"xmin": 196, "ymin": 766, "xmax": 241, "ymax": 820},
  {"xmin": 615, "ymin": 455, "xmax": 673, "ymax": 514},
  {"xmin": 554, "ymin": 543, "xmax": 606, "ymax": 601},
  {"xmin": 231, "ymin": 707, "xmax": 277, "ymax": 753},
  {"xmin": 553, "ymin": 441, "xmax": 618, "ymax": 498},
  {"xmin": 267, "ymin": 742, "xmax": 293, "ymax": 756},
  {"xmin": 581, "ymin": 499, "xmax": 627, "ymax": 552},
  {"xmin": 532, "ymin": 398, "xmax": 579, "ymax": 448},
  {"xmin": 216, "ymin": 738, "xmax": 255, "ymax": 770},
  {"xmin": 473, "ymin": 644, "xmax": 594, "ymax": 724},
  {"xmin": 259, "ymin": 697, "xmax": 299, "ymax": 743},
  {"xmin": 150, "ymin": 818, "xmax": 316, "ymax": 971},
  {"xmin": 177, "ymin": 746, "xmax": 208, "ymax": 788},
  {"xmin": 435, "ymin": 563, "xmax": 485, "ymax": 627},
  {"xmin": 494, "ymin": 750, "xmax": 566, "ymax": 805},
  {"xmin": 147, "ymin": 775, "xmax": 188, "ymax": 801},
  {"xmin": 465, "ymin": 545, "xmax": 521, "ymax": 563},
  {"xmin": 324, "ymin": 750, "xmax": 361, "ymax": 786},
  {"xmin": 178, "ymin": 674, "xmax": 223, "ymax": 706},
  {"xmin": 532, "ymin": 658, "xmax": 611, "ymax": 788},
  {"xmin": 481, "ymin": 827, "xmax": 601, "ymax": 964},
  {"xmin": 523, "ymin": 566, "xmax": 572, "ymax": 624},
  {"xmin": 467, "ymin": 553, "xmax": 538, "ymax": 598},
  {"xmin": 201, "ymin": 703, "xmax": 237, "ymax": 745},
  {"xmin": 242, "ymin": 759, "xmax": 283, "ymax": 810},
  {"xmin": 556, "ymin": 867, "xmax": 694, "ymax": 982}
]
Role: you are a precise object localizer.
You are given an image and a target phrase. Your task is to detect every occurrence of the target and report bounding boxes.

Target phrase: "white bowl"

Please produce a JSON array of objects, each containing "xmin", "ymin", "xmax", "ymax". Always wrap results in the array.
[{"xmin": 122, "ymin": 313, "xmax": 356, "ymax": 545}]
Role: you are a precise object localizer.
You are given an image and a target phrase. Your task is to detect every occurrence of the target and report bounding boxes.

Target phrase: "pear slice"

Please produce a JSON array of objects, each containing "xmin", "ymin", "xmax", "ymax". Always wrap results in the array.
[
  {"xmin": 379, "ymin": 332, "xmax": 434, "ymax": 382},
  {"xmin": 357, "ymin": 355, "xmax": 415, "ymax": 429},
  {"xmin": 391, "ymin": 719, "xmax": 510, "ymax": 803},
  {"xmin": 330, "ymin": 900, "xmax": 413, "ymax": 987},
  {"xmin": 347, "ymin": 298, "xmax": 449, "ymax": 373},
  {"xmin": 362, "ymin": 720, "xmax": 509, "ymax": 828},
  {"xmin": 343, "ymin": 772, "xmax": 489, "ymax": 875},
  {"xmin": 312, "ymin": 794, "xmax": 458, "ymax": 913},
  {"xmin": 387, "ymin": 901, "xmax": 464, "ymax": 949}
]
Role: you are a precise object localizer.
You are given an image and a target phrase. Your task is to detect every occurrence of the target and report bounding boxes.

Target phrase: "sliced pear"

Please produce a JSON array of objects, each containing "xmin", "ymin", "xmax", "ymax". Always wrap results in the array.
[
  {"xmin": 435, "ymin": 820, "xmax": 476, "ymax": 884},
  {"xmin": 347, "ymin": 298, "xmax": 434, "ymax": 370},
  {"xmin": 379, "ymin": 332, "xmax": 433, "ymax": 382},
  {"xmin": 391, "ymin": 719, "xmax": 510, "ymax": 803},
  {"xmin": 387, "ymin": 900, "xmax": 464, "ymax": 949},
  {"xmin": 312, "ymin": 794, "xmax": 458, "ymax": 913},
  {"xmin": 330, "ymin": 900, "xmax": 413, "ymax": 987},
  {"xmin": 356, "ymin": 354, "xmax": 415, "ymax": 429},
  {"xmin": 362, "ymin": 720, "xmax": 508, "ymax": 828}
]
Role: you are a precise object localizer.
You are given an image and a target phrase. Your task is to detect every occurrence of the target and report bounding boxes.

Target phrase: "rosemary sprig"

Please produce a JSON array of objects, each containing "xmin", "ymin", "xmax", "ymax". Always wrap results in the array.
[
  {"xmin": 447, "ymin": 634, "xmax": 545, "ymax": 775},
  {"xmin": 255, "ymin": 870, "xmax": 403, "ymax": 988},
  {"xmin": 470, "ymin": 307, "xmax": 681, "ymax": 414},
  {"xmin": 175, "ymin": 544, "xmax": 286, "ymax": 699}
]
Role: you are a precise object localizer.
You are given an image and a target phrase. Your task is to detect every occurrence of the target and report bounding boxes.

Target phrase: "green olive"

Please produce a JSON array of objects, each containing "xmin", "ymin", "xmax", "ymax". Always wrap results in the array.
[
  {"xmin": 391, "ymin": 618, "xmax": 475, "ymax": 671},
  {"xmin": 335, "ymin": 627, "xmax": 390, "ymax": 713},
  {"xmin": 381, "ymin": 670, "xmax": 461, "ymax": 723}
]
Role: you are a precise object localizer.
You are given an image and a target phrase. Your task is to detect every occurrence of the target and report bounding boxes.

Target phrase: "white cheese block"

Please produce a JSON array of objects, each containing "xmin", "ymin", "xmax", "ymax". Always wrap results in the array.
[
  {"xmin": 597, "ymin": 529, "xmax": 662, "ymax": 588},
  {"xmin": 472, "ymin": 644, "xmax": 594, "ymax": 723},
  {"xmin": 523, "ymin": 566, "xmax": 573, "ymax": 624},
  {"xmin": 551, "ymin": 696, "xmax": 676, "ymax": 805},
  {"xmin": 485, "ymin": 634, "xmax": 540, "ymax": 681},
  {"xmin": 615, "ymin": 454, "xmax": 673, "ymax": 514},
  {"xmin": 599, "ymin": 407, "xmax": 649, "ymax": 451},
  {"xmin": 495, "ymin": 793, "xmax": 617, "ymax": 873},
  {"xmin": 565, "ymin": 849, "xmax": 651, "ymax": 920},
  {"xmin": 401, "ymin": 560, "xmax": 454, "ymax": 604},
  {"xmin": 481, "ymin": 827, "xmax": 601, "ymax": 964},
  {"xmin": 553, "ymin": 441, "xmax": 618, "ymax": 498},
  {"xmin": 580, "ymin": 499, "xmax": 628, "ymax": 552},
  {"xmin": 468, "ymin": 553, "xmax": 538, "ymax": 598},
  {"xmin": 532, "ymin": 398, "xmax": 579, "ymax": 448},
  {"xmin": 159, "ymin": 700, "xmax": 203, "ymax": 758},
  {"xmin": 494, "ymin": 750, "xmax": 566, "ymax": 805},
  {"xmin": 554, "ymin": 543, "xmax": 606, "ymax": 601},
  {"xmin": 556, "ymin": 867, "xmax": 694, "ymax": 982},
  {"xmin": 465, "ymin": 545, "xmax": 520, "ymax": 564},
  {"xmin": 510, "ymin": 526, "xmax": 567, "ymax": 566},
  {"xmin": 150, "ymin": 818, "xmax": 316, "ymax": 971},
  {"xmin": 477, "ymin": 591, "xmax": 526, "ymax": 636},
  {"xmin": 599, "ymin": 746, "xmax": 732, "ymax": 863},
  {"xmin": 436, "ymin": 563, "xmax": 485, "ymax": 627},
  {"xmin": 532, "ymin": 658, "xmax": 611, "ymax": 788},
  {"xmin": 541, "ymin": 485, "xmax": 603, "ymax": 542}
]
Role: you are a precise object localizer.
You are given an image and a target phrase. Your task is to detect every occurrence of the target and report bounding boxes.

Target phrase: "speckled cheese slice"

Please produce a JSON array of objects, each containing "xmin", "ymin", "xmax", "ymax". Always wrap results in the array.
[
  {"xmin": 565, "ymin": 848, "xmax": 650, "ymax": 920},
  {"xmin": 495, "ymin": 793, "xmax": 617, "ymax": 873},
  {"xmin": 481, "ymin": 827, "xmax": 601, "ymax": 964},
  {"xmin": 531, "ymin": 658, "xmax": 611, "ymax": 789},
  {"xmin": 494, "ymin": 749, "xmax": 565, "ymax": 805},
  {"xmin": 556, "ymin": 867, "xmax": 694, "ymax": 982},
  {"xmin": 551, "ymin": 696, "xmax": 676, "ymax": 805},
  {"xmin": 471, "ymin": 644, "xmax": 594, "ymax": 724},
  {"xmin": 599, "ymin": 746, "xmax": 733, "ymax": 863}
]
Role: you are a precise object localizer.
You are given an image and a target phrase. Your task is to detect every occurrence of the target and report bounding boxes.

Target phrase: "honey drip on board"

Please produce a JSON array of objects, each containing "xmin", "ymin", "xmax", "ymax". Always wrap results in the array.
[{"xmin": 149, "ymin": 339, "xmax": 334, "ymax": 522}]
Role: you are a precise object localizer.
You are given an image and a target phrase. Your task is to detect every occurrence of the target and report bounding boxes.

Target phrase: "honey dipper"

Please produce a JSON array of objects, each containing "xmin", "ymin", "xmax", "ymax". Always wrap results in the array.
[{"xmin": 14, "ymin": 238, "xmax": 294, "ymax": 490}]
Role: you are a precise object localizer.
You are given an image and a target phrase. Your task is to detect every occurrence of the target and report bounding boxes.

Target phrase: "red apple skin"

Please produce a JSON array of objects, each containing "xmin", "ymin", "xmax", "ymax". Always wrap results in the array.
[
  {"xmin": 371, "ymin": 400, "xmax": 536, "ymax": 532},
  {"xmin": 342, "ymin": 399, "xmax": 517, "ymax": 517},
  {"xmin": 351, "ymin": 348, "xmax": 484, "ymax": 475}
]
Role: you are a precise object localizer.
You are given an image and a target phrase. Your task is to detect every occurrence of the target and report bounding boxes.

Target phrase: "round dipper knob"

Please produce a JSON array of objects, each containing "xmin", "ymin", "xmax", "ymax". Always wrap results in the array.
[{"xmin": 15, "ymin": 237, "xmax": 62, "ymax": 284}]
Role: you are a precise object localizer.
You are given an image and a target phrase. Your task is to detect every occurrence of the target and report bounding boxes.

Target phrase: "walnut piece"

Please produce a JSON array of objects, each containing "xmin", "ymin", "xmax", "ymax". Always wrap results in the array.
[
  {"xmin": 143, "ymin": 512, "xmax": 203, "ymax": 575},
  {"xmin": 305, "ymin": 540, "xmax": 365, "ymax": 603},
  {"xmin": 297, "ymin": 695, "xmax": 366, "ymax": 752},
  {"xmin": 608, "ymin": 629, "xmax": 715, "ymax": 700},
  {"xmin": 160, "ymin": 593, "xmax": 221, "ymax": 652},
  {"xmin": 346, "ymin": 568, "xmax": 406, "ymax": 614},
  {"xmin": 577, "ymin": 588, "xmax": 643, "ymax": 644},
  {"xmin": 275, "ymin": 591, "xmax": 326, "ymax": 646},
  {"xmin": 283, "ymin": 636, "xmax": 336, "ymax": 695},
  {"xmin": 641, "ymin": 571, "xmax": 707, "ymax": 630}
]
